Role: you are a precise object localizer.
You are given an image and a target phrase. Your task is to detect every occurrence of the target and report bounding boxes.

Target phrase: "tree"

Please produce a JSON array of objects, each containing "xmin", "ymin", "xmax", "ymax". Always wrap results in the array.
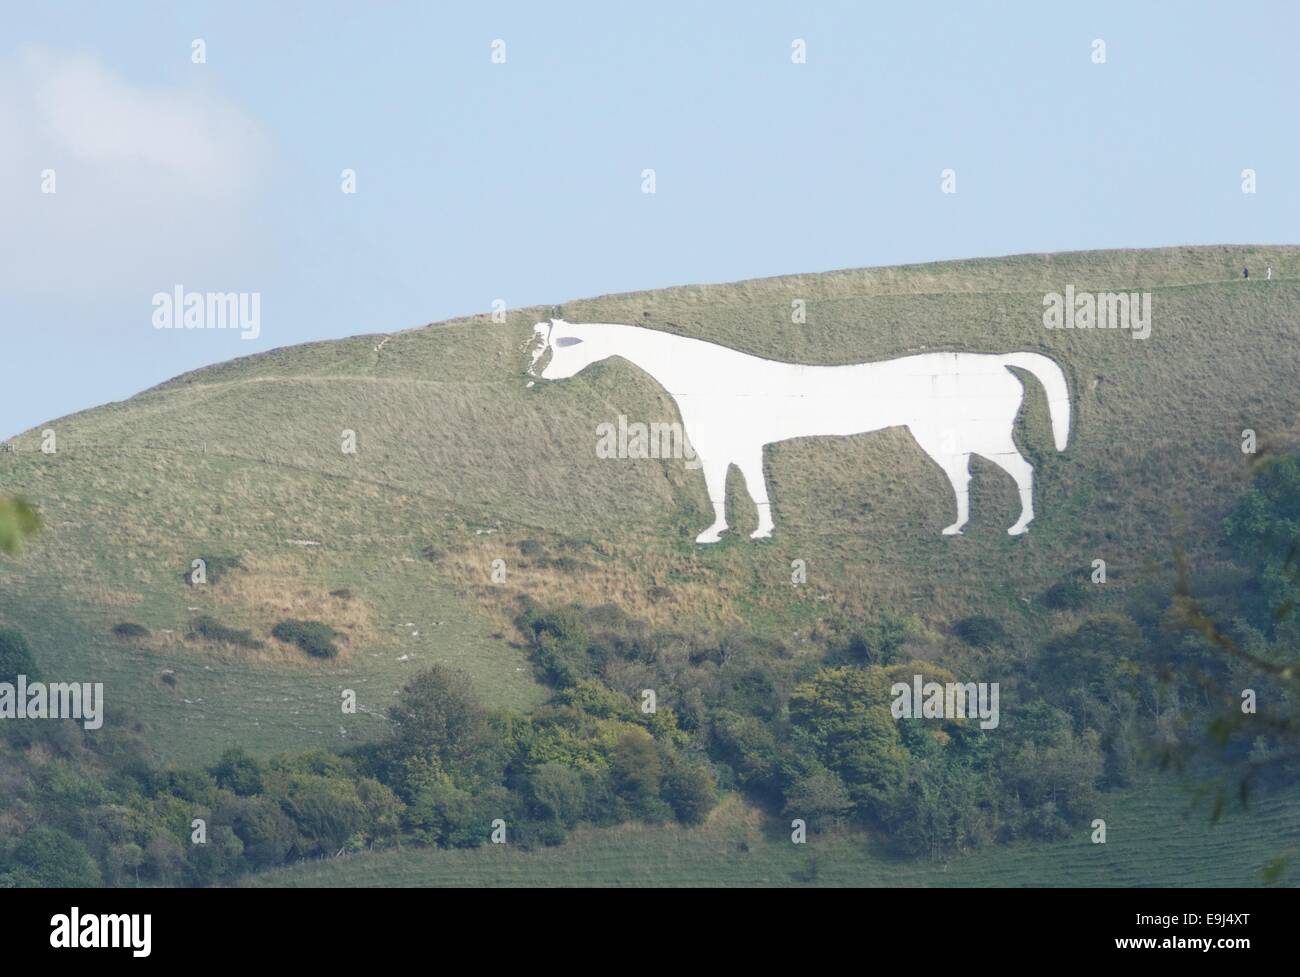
[
  {"xmin": 1224, "ymin": 452, "xmax": 1300, "ymax": 629},
  {"xmin": 1007, "ymin": 722, "xmax": 1104, "ymax": 825},
  {"xmin": 1037, "ymin": 613, "xmax": 1144, "ymax": 698},
  {"xmin": 782, "ymin": 767, "xmax": 854, "ymax": 831},
  {"xmin": 660, "ymin": 755, "xmax": 717, "ymax": 825},
  {"xmin": 788, "ymin": 666, "xmax": 909, "ymax": 814},
  {"xmin": 611, "ymin": 729, "xmax": 668, "ymax": 820},
  {"xmin": 142, "ymin": 831, "xmax": 187, "ymax": 882},
  {"xmin": 528, "ymin": 762, "xmax": 586, "ymax": 827},
  {"xmin": 1167, "ymin": 452, "xmax": 1300, "ymax": 881},
  {"xmin": 383, "ymin": 665, "xmax": 503, "ymax": 790},
  {"xmin": 887, "ymin": 758, "xmax": 992, "ymax": 858},
  {"xmin": 406, "ymin": 782, "xmax": 513, "ymax": 848},
  {"xmin": 355, "ymin": 777, "xmax": 405, "ymax": 845},
  {"xmin": 185, "ymin": 826, "xmax": 245, "ymax": 885},
  {"xmin": 210, "ymin": 747, "xmax": 265, "ymax": 796},
  {"xmin": 7, "ymin": 827, "xmax": 101, "ymax": 887},
  {"xmin": 105, "ymin": 842, "xmax": 145, "ymax": 885},
  {"xmin": 711, "ymin": 709, "xmax": 787, "ymax": 800},
  {"xmin": 278, "ymin": 774, "xmax": 369, "ymax": 855},
  {"xmin": 228, "ymin": 796, "xmax": 298, "ymax": 868}
]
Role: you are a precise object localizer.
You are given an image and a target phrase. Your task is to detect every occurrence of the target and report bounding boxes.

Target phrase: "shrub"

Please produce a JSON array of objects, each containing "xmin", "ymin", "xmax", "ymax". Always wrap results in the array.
[
  {"xmin": 528, "ymin": 763, "xmax": 587, "ymax": 827},
  {"xmin": 112, "ymin": 622, "xmax": 150, "ymax": 640},
  {"xmin": 185, "ymin": 825, "xmax": 245, "ymax": 885},
  {"xmin": 520, "ymin": 605, "xmax": 594, "ymax": 687},
  {"xmin": 355, "ymin": 777, "xmax": 405, "ymax": 844},
  {"xmin": 782, "ymin": 767, "xmax": 854, "ymax": 831},
  {"xmin": 954, "ymin": 615, "xmax": 1006, "ymax": 648},
  {"xmin": 188, "ymin": 615, "xmax": 263, "ymax": 649},
  {"xmin": 843, "ymin": 612, "xmax": 911, "ymax": 665},
  {"xmin": 279, "ymin": 774, "xmax": 370, "ymax": 854},
  {"xmin": 660, "ymin": 756, "xmax": 718, "ymax": 825},
  {"xmin": 211, "ymin": 747, "xmax": 265, "ymax": 796},
  {"xmin": 1043, "ymin": 578, "xmax": 1088, "ymax": 610},
  {"xmin": 512, "ymin": 818, "xmax": 568, "ymax": 849},
  {"xmin": 229, "ymin": 796, "xmax": 298, "ymax": 868},
  {"xmin": 611, "ymin": 730, "xmax": 665, "ymax": 816},
  {"xmin": 0, "ymin": 496, "xmax": 41, "ymax": 557},
  {"xmin": 1037, "ymin": 613, "xmax": 1144, "ymax": 696},
  {"xmin": 8, "ymin": 827, "xmax": 101, "ymax": 887},
  {"xmin": 272, "ymin": 619, "xmax": 340, "ymax": 658},
  {"xmin": 0, "ymin": 627, "xmax": 38, "ymax": 683},
  {"xmin": 406, "ymin": 783, "xmax": 514, "ymax": 848},
  {"xmin": 182, "ymin": 554, "xmax": 243, "ymax": 586}
]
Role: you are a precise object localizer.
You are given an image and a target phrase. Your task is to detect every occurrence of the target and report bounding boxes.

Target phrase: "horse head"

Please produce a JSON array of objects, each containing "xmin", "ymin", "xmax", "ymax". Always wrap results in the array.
[{"xmin": 528, "ymin": 318, "xmax": 595, "ymax": 380}]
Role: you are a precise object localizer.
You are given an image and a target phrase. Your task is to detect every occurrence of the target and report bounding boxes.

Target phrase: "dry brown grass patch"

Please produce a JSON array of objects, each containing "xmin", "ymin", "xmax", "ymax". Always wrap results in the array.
[
  {"xmin": 125, "ymin": 554, "xmax": 383, "ymax": 667},
  {"xmin": 211, "ymin": 554, "xmax": 378, "ymax": 648},
  {"xmin": 440, "ymin": 533, "xmax": 746, "ymax": 629}
]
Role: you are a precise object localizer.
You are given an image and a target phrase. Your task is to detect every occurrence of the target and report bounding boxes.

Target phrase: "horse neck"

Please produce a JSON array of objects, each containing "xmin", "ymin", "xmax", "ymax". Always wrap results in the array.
[{"xmin": 580, "ymin": 324, "xmax": 685, "ymax": 386}]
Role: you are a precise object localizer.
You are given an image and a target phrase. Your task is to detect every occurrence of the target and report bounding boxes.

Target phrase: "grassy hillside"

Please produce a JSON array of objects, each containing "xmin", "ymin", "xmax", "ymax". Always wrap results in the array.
[{"xmin": 2, "ymin": 245, "xmax": 1299, "ymax": 771}]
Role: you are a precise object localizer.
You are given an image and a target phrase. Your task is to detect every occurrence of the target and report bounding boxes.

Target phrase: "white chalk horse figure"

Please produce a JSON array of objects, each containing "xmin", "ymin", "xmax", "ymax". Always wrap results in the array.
[{"xmin": 529, "ymin": 319, "xmax": 1070, "ymax": 544}]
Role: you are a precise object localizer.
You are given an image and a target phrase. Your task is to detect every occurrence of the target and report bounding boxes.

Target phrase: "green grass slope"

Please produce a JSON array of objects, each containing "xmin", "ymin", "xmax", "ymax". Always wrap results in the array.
[{"xmin": 2, "ymin": 244, "xmax": 1298, "ymax": 777}]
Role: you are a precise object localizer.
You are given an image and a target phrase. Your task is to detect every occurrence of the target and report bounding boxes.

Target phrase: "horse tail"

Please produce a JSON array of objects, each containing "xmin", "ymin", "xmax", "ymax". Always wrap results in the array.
[{"xmin": 1000, "ymin": 353, "xmax": 1070, "ymax": 451}]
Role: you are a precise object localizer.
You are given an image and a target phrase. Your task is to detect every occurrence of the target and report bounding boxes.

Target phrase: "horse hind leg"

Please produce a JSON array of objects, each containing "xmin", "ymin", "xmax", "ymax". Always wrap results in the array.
[{"xmin": 982, "ymin": 442, "xmax": 1035, "ymax": 535}]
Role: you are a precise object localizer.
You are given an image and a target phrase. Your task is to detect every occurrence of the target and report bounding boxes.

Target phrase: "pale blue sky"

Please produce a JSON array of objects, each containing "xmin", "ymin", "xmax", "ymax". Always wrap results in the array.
[{"xmin": 3, "ymin": 1, "xmax": 1297, "ymax": 437}]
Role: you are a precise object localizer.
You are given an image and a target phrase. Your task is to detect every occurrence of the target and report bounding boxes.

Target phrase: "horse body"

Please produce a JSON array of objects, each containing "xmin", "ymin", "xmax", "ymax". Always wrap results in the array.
[{"xmin": 531, "ymin": 320, "xmax": 1069, "ymax": 543}]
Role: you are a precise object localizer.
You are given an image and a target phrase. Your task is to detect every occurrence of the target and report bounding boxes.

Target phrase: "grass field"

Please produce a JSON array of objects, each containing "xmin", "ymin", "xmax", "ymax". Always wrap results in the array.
[
  {"xmin": 2, "ymin": 245, "xmax": 1299, "ymax": 886},
  {"xmin": 246, "ymin": 773, "xmax": 1300, "ymax": 887}
]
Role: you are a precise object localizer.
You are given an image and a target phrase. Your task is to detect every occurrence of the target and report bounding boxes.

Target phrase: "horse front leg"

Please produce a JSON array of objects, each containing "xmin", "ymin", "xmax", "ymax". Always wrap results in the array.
[{"xmin": 695, "ymin": 456, "xmax": 730, "ymax": 544}]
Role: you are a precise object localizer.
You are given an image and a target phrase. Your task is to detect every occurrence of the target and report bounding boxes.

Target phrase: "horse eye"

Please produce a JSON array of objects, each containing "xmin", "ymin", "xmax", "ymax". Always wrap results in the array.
[{"xmin": 555, "ymin": 337, "xmax": 583, "ymax": 347}]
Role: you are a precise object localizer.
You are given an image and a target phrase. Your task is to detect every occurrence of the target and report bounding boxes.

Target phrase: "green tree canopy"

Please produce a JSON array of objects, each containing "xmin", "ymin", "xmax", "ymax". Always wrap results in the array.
[
  {"xmin": 383, "ymin": 664, "xmax": 503, "ymax": 789},
  {"xmin": 788, "ymin": 666, "xmax": 909, "ymax": 812},
  {"xmin": 1225, "ymin": 453, "xmax": 1300, "ymax": 628}
]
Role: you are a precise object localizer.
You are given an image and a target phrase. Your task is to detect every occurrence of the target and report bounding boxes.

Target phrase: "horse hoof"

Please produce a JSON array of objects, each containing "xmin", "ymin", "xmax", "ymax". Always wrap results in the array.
[
  {"xmin": 941, "ymin": 525, "xmax": 964, "ymax": 536},
  {"xmin": 1007, "ymin": 524, "xmax": 1029, "ymax": 536},
  {"xmin": 750, "ymin": 528, "xmax": 773, "ymax": 540},
  {"xmin": 695, "ymin": 530, "xmax": 723, "ymax": 544}
]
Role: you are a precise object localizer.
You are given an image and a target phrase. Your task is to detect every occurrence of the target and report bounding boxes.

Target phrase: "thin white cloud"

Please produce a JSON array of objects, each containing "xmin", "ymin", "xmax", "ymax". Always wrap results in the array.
[{"xmin": 0, "ymin": 47, "xmax": 269, "ymax": 294}]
